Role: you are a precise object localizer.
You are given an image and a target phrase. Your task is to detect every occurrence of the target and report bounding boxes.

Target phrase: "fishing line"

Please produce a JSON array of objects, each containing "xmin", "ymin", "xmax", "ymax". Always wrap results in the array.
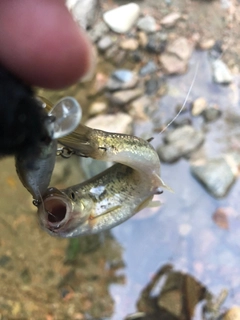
[{"xmin": 158, "ymin": 61, "xmax": 200, "ymax": 135}]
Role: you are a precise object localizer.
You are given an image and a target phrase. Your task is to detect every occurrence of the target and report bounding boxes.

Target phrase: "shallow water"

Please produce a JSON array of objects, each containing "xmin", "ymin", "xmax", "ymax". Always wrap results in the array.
[
  {"xmin": 0, "ymin": 50, "xmax": 240, "ymax": 319},
  {"xmin": 110, "ymin": 51, "xmax": 240, "ymax": 318}
]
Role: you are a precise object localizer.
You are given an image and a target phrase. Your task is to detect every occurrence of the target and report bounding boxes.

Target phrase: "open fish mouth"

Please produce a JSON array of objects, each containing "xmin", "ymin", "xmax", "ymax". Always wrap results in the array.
[{"xmin": 38, "ymin": 193, "xmax": 72, "ymax": 233}]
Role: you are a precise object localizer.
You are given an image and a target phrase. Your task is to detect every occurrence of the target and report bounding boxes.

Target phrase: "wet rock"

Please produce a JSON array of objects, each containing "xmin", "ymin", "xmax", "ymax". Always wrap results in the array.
[
  {"xmin": 137, "ymin": 16, "xmax": 158, "ymax": 33},
  {"xmin": 190, "ymin": 157, "xmax": 236, "ymax": 197},
  {"xmin": 139, "ymin": 61, "xmax": 158, "ymax": 76},
  {"xmin": 105, "ymin": 70, "xmax": 138, "ymax": 91},
  {"xmin": 191, "ymin": 97, "xmax": 208, "ymax": 116},
  {"xmin": 120, "ymin": 38, "xmax": 139, "ymax": 51},
  {"xmin": 166, "ymin": 37, "xmax": 193, "ymax": 61},
  {"xmin": 97, "ymin": 36, "xmax": 115, "ymax": 51},
  {"xmin": 89, "ymin": 101, "xmax": 108, "ymax": 116},
  {"xmin": 145, "ymin": 76, "xmax": 161, "ymax": 95},
  {"xmin": 138, "ymin": 31, "xmax": 148, "ymax": 48},
  {"xmin": 160, "ymin": 12, "xmax": 181, "ymax": 28},
  {"xmin": 130, "ymin": 50, "xmax": 143, "ymax": 63},
  {"xmin": 85, "ymin": 113, "xmax": 133, "ymax": 134},
  {"xmin": 111, "ymin": 87, "xmax": 144, "ymax": 105},
  {"xmin": 88, "ymin": 21, "xmax": 109, "ymax": 42},
  {"xmin": 158, "ymin": 125, "xmax": 204, "ymax": 162},
  {"xmin": 159, "ymin": 54, "xmax": 187, "ymax": 75},
  {"xmin": 128, "ymin": 95, "xmax": 152, "ymax": 121},
  {"xmin": 172, "ymin": 113, "xmax": 191, "ymax": 127},
  {"xmin": 67, "ymin": 0, "xmax": 99, "ymax": 29},
  {"xmin": 146, "ymin": 32, "xmax": 167, "ymax": 53},
  {"xmin": 212, "ymin": 59, "xmax": 233, "ymax": 84},
  {"xmin": 202, "ymin": 105, "xmax": 222, "ymax": 122},
  {"xmin": 103, "ymin": 3, "xmax": 140, "ymax": 34}
]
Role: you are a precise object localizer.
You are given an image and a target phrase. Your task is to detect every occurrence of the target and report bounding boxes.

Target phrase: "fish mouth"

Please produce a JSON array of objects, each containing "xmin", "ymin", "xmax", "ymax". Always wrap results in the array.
[{"xmin": 38, "ymin": 194, "xmax": 72, "ymax": 234}]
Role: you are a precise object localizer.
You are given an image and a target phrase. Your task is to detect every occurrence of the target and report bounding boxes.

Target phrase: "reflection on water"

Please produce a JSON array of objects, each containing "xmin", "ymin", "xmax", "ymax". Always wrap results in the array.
[{"xmin": 110, "ymin": 51, "xmax": 240, "ymax": 319}]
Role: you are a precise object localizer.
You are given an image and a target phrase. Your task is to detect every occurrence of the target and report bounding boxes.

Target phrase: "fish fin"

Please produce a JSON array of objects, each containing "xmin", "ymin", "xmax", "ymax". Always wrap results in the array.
[
  {"xmin": 147, "ymin": 200, "xmax": 161, "ymax": 208},
  {"xmin": 154, "ymin": 173, "xmax": 174, "ymax": 193}
]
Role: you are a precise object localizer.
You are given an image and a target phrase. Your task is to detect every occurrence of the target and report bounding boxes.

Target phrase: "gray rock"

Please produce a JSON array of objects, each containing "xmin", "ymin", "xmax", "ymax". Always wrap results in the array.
[
  {"xmin": 190, "ymin": 157, "xmax": 236, "ymax": 197},
  {"xmin": 88, "ymin": 21, "xmax": 109, "ymax": 42},
  {"xmin": 137, "ymin": 16, "xmax": 158, "ymax": 33},
  {"xmin": 111, "ymin": 87, "xmax": 144, "ymax": 105},
  {"xmin": 145, "ymin": 76, "xmax": 161, "ymax": 95},
  {"xmin": 202, "ymin": 105, "xmax": 222, "ymax": 122},
  {"xmin": 212, "ymin": 59, "xmax": 233, "ymax": 84},
  {"xmin": 85, "ymin": 113, "xmax": 133, "ymax": 134},
  {"xmin": 158, "ymin": 125, "xmax": 204, "ymax": 162},
  {"xmin": 105, "ymin": 70, "xmax": 138, "ymax": 91},
  {"xmin": 97, "ymin": 36, "xmax": 115, "ymax": 51},
  {"xmin": 68, "ymin": 0, "xmax": 100, "ymax": 29},
  {"xmin": 146, "ymin": 32, "xmax": 167, "ymax": 53},
  {"xmin": 160, "ymin": 12, "xmax": 181, "ymax": 28},
  {"xmin": 139, "ymin": 61, "xmax": 158, "ymax": 76},
  {"xmin": 103, "ymin": 3, "xmax": 140, "ymax": 34}
]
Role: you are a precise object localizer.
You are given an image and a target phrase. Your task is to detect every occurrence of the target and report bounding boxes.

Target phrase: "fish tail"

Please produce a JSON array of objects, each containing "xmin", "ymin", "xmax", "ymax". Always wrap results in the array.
[{"xmin": 59, "ymin": 124, "xmax": 97, "ymax": 157}]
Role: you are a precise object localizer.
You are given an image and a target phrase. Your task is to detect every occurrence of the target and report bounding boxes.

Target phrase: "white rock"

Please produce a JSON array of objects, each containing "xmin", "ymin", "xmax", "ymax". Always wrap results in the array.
[
  {"xmin": 103, "ymin": 3, "xmax": 140, "ymax": 34},
  {"xmin": 212, "ymin": 59, "xmax": 233, "ymax": 84},
  {"xmin": 86, "ymin": 113, "xmax": 133, "ymax": 134}
]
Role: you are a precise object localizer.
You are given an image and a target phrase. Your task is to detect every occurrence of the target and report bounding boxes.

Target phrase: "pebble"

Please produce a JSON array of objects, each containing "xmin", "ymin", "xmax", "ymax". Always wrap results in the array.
[
  {"xmin": 105, "ymin": 45, "xmax": 126, "ymax": 65},
  {"xmin": 137, "ymin": 16, "xmax": 158, "ymax": 33},
  {"xmin": 139, "ymin": 61, "xmax": 158, "ymax": 76},
  {"xmin": 89, "ymin": 101, "xmax": 108, "ymax": 116},
  {"xmin": 191, "ymin": 97, "xmax": 208, "ymax": 116},
  {"xmin": 120, "ymin": 38, "xmax": 139, "ymax": 51},
  {"xmin": 158, "ymin": 125, "xmax": 204, "ymax": 162},
  {"xmin": 146, "ymin": 32, "xmax": 168, "ymax": 53},
  {"xmin": 67, "ymin": 0, "xmax": 99, "ymax": 29},
  {"xmin": 198, "ymin": 38, "xmax": 215, "ymax": 50},
  {"xmin": 160, "ymin": 12, "xmax": 181, "ymax": 28},
  {"xmin": 166, "ymin": 37, "xmax": 193, "ymax": 61},
  {"xmin": 85, "ymin": 113, "xmax": 133, "ymax": 134},
  {"xmin": 88, "ymin": 21, "xmax": 109, "ymax": 42},
  {"xmin": 212, "ymin": 207, "xmax": 236, "ymax": 230},
  {"xmin": 202, "ymin": 105, "xmax": 222, "ymax": 122},
  {"xmin": 128, "ymin": 95, "xmax": 152, "ymax": 121},
  {"xmin": 159, "ymin": 54, "xmax": 187, "ymax": 75},
  {"xmin": 105, "ymin": 70, "xmax": 138, "ymax": 91},
  {"xmin": 190, "ymin": 157, "xmax": 236, "ymax": 198},
  {"xmin": 145, "ymin": 76, "xmax": 161, "ymax": 95},
  {"xmin": 138, "ymin": 31, "xmax": 148, "ymax": 48},
  {"xmin": 103, "ymin": 3, "xmax": 140, "ymax": 34},
  {"xmin": 97, "ymin": 36, "xmax": 114, "ymax": 51},
  {"xmin": 212, "ymin": 59, "xmax": 233, "ymax": 84},
  {"xmin": 111, "ymin": 87, "xmax": 144, "ymax": 105}
]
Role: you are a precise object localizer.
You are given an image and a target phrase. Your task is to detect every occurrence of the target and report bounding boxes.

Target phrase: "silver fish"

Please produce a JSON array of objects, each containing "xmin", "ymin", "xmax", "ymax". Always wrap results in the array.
[{"xmin": 37, "ymin": 124, "xmax": 170, "ymax": 237}]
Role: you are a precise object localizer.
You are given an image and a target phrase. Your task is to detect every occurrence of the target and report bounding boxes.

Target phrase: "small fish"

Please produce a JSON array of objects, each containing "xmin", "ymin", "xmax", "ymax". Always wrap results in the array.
[{"xmin": 37, "ymin": 124, "xmax": 170, "ymax": 237}]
